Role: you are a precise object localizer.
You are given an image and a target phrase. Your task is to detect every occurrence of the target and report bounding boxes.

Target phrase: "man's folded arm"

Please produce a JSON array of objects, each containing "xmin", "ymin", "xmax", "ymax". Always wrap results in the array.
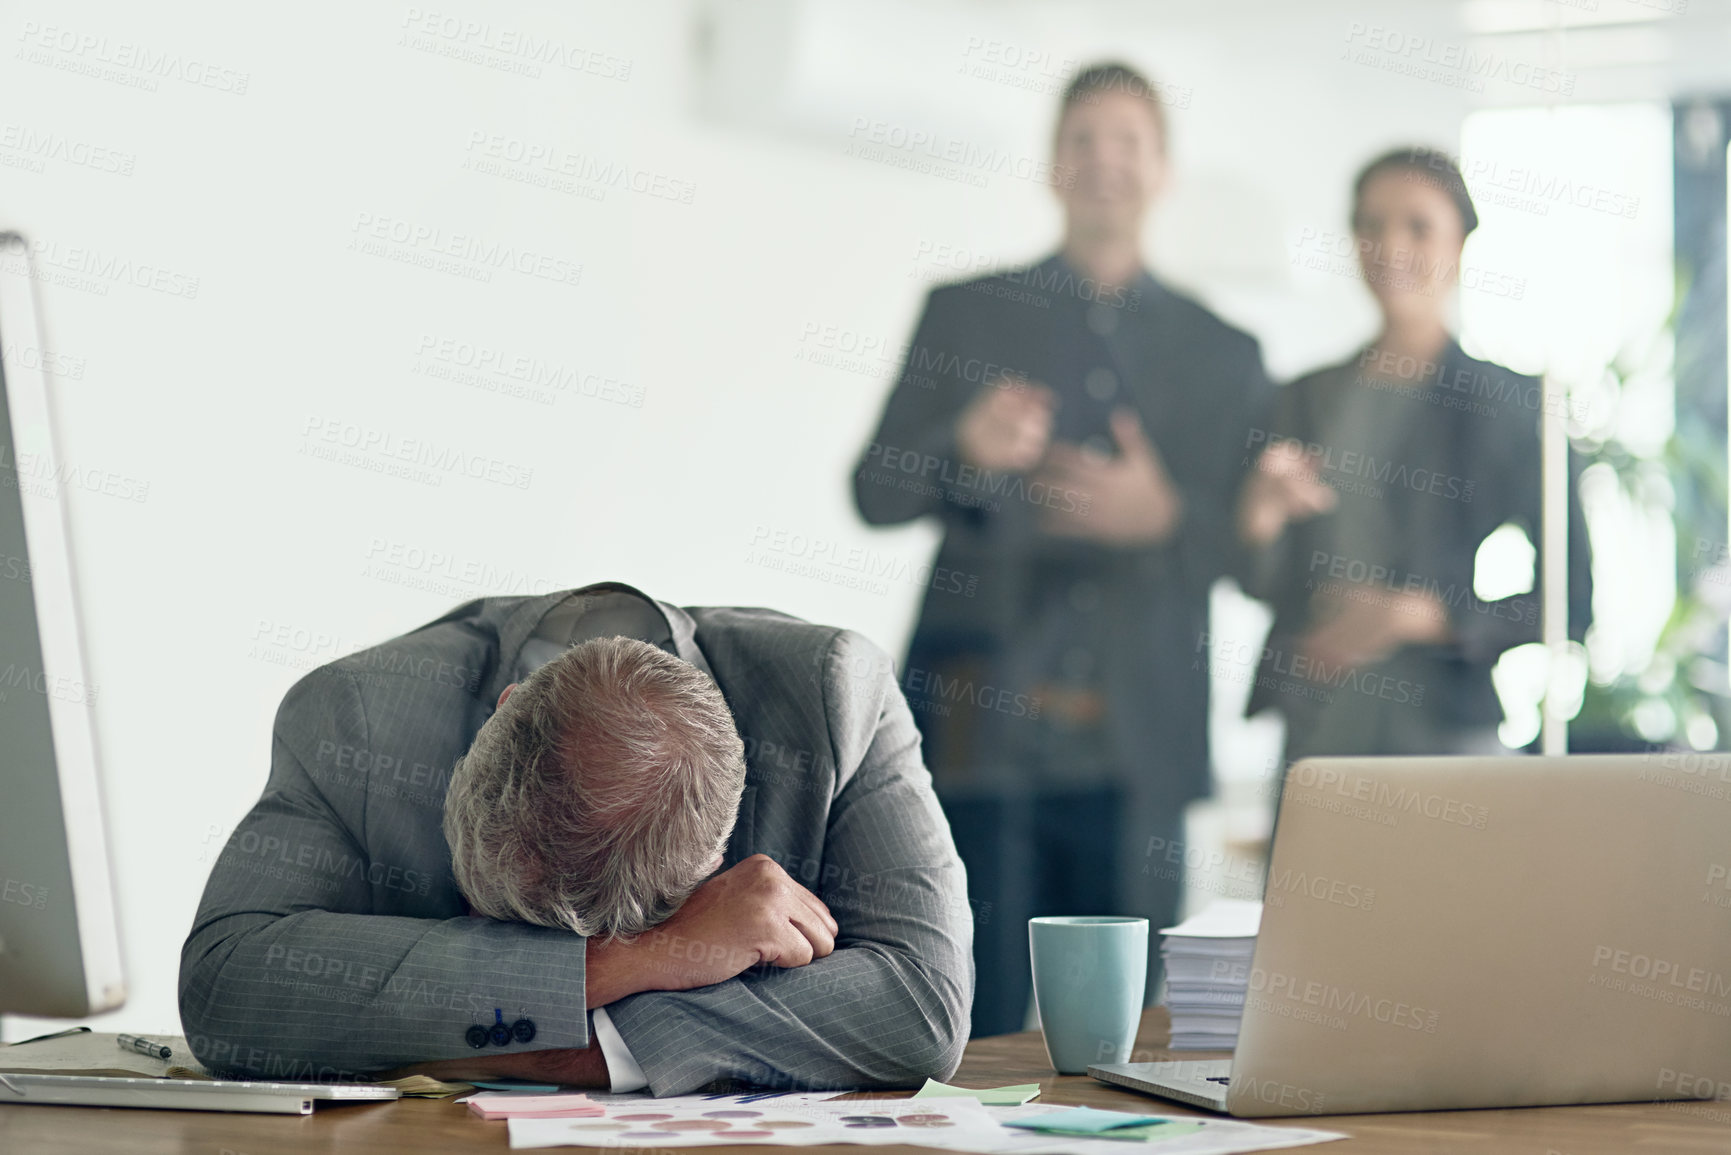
[
  {"xmin": 178, "ymin": 669, "xmax": 594, "ymax": 1077},
  {"xmin": 853, "ymin": 288, "xmax": 991, "ymax": 528},
  {"xmin": 602, "ymin": 630, "xmax": 975, "ymax": 1095}
]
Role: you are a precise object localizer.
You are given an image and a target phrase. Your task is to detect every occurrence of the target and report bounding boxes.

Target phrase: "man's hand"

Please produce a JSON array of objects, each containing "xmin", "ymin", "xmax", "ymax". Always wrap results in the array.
[
  {"xmin": 587, "ymin": 854, "xmax": 838, "ymax": 1007},
  {"xmin": 955, "ymin": 378, "xmax": 1055, "ymax": 473},
  {"xmin": 1237, "ymin": 439, "xmax": 1337, "ymax": 547},
  {"xmin": 1035, "ymin": 409, "xmax": 1184, "ymax": 546}
]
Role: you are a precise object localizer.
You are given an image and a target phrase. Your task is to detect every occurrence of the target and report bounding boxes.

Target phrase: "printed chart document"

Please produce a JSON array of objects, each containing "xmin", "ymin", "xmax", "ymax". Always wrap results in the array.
[
  {"xmin": 509, "ymin": 1095, "xmax": 1345, "ymax": 1154},
  {"xmin": 509, "ymin": 1096, "xmax": 1006, "ymax": 1149}
]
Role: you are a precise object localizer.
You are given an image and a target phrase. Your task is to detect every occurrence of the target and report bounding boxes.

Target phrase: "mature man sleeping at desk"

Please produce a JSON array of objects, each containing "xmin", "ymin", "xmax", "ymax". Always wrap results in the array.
[{"xmin": 179, "ymin": 582, "xmax": 974, "ymax": 1095}]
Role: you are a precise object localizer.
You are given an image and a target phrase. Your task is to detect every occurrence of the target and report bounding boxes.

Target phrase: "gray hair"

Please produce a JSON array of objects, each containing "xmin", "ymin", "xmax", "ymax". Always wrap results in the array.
[{"xmin": 443, "ymin": 636, "xmax": 746, "ymax": 940}]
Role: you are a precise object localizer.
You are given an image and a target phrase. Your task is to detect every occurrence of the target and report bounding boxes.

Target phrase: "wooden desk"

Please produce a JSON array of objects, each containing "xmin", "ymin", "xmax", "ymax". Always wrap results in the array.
[{"xmin": 3, "ymin": 1008, "xmax": 1726, "ymax": 1154}]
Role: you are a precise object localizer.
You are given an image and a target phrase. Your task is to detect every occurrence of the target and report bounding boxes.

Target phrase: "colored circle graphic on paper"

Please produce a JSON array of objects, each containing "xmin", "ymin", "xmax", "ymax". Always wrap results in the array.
[
  {"xmin": 656, "ymin": 1119, "xmax": 733, "ymax": 1131},
  {"xmin": 614, "ymin": 1113, "xmax": 674, "ymax": 1121},
  {"xmin": 702, "ymin": 1110, "xmax": 763, "ymax": 1118}
]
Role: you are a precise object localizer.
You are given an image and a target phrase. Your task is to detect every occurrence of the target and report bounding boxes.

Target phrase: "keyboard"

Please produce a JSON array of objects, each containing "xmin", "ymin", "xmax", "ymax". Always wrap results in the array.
[{"xmin": 0, "ymin": 1072, "xmax": 400, "ymax": 1115}]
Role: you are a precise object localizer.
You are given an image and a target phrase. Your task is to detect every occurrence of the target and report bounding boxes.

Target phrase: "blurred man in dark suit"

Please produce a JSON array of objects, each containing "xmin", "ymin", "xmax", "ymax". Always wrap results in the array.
[{"xmin": 852, "ymin": 62, "xmax": 1272, "ymax": 1037}]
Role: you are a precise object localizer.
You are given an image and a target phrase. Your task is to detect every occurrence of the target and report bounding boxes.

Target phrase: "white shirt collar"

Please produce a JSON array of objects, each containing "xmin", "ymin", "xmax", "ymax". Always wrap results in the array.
[{"xmin": 515, "ymin": 589, "xmax": 677, "ymax": 679}]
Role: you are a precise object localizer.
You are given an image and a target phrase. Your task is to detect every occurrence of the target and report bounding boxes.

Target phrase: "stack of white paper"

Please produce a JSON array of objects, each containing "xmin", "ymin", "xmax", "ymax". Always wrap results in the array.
[{"xmin": 1159, "ymin": 900, "xmax": 1261, "ymax": 1050}]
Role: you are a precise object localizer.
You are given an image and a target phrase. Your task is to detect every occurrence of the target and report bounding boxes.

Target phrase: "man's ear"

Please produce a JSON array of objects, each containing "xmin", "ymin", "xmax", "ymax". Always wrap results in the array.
[{"xmin": 497, "ymin": 683, "xmax": 517, "ymax": 709}]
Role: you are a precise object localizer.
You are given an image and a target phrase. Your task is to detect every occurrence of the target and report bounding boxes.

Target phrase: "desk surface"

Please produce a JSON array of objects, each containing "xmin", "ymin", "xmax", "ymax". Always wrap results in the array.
[{"xmin": 3, "ymin": 1008, "xmax": 1726, "ymax": 1154}]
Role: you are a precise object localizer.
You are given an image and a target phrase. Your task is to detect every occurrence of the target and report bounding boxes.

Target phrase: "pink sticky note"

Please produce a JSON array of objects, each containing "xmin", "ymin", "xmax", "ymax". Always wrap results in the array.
[{"xmin": 467, "ymin": 1092, "xmax": 605, "ymax": 1120}]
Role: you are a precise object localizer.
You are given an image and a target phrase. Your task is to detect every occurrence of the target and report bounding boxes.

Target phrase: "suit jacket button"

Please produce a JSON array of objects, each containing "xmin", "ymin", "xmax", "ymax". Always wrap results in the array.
[
  {"xmin": 465, "ymin": 1025, "xmax": 489, "ymax": 1049},
  {"xmin": 489, "ymin": 1022, "xmax": 513, "ymax": 1047},
  {"xmin": 512, "ymin": 1018, "xmax": 537, "ymax": 1044}
]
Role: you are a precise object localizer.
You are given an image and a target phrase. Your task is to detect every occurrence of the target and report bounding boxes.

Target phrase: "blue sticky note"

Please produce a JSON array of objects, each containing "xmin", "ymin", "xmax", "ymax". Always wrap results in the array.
[
  {"xmin": 469, "ymin": 1080, "xmax": 563, "ymax": 1092},
  {"xmin": 1002, "ymin": 1107, "xmax": 1175, "ymax": 1134}
]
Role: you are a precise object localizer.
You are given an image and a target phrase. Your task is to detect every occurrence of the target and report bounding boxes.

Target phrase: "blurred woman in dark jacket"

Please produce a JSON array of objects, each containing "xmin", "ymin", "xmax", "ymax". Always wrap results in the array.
[{"xmin": 1236, "ymin": 148, "xmax": 1590, "ymax": 762}]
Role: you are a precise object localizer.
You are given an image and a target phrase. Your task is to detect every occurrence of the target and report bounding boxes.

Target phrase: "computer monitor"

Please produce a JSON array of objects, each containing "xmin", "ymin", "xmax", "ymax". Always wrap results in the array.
[{"xmin": 0, "ymin": 232, "xmax": 125, "ymax": 1017}]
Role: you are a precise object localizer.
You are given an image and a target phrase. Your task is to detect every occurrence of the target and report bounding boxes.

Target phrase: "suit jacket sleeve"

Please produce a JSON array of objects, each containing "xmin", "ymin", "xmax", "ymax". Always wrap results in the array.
[
  {"xmin": 178, "ymin": 667, "xmax": 594, "ymax": 1076},
  {"xmin": 1411, "ymin": 391, "xmax": 1594, "ymax": 663},
  {"xmin": 1440, "ymin": 455, "xmax": 1594, "ymax": 663},
  {"xmin": 852, "ymin": 287, "xmax": 985, "ymax": 528},
  {"xmin": 601, "ymin": 630, "xmax": 975, "ymax": 1095}
]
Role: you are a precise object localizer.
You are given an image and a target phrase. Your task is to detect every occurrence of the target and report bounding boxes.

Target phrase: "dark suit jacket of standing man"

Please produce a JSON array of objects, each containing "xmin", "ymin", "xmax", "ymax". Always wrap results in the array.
[
  {"xmin": 853, "ymin": 256, "xmax": 1273, "ymax": 911},
  {"xmin": 180, "ymin": 583, "xmax": 973, "ymax": 1094}
]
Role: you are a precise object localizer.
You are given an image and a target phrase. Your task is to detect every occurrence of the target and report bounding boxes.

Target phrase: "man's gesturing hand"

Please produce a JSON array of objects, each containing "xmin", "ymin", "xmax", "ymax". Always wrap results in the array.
[
  {"xmin": 955, "ymin": 377, "xmax": 1055, "ymax": 473},
  {"xmin": 586, "ymin": 854, "xmax": 838, "ymax": 1006}
]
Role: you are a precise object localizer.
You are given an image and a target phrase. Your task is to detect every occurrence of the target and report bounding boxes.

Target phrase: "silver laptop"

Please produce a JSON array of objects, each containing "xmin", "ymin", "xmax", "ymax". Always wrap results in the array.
[{"xmin": 1092, "ymin": 754, "xmax": 1731, "ymax": 1116}]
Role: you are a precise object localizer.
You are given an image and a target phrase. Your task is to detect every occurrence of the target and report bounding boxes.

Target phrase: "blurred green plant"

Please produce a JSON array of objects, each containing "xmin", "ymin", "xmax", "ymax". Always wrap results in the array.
[{"xmin": 1568, "ymin": 271, "xmax": 1731, "ymax": 751}]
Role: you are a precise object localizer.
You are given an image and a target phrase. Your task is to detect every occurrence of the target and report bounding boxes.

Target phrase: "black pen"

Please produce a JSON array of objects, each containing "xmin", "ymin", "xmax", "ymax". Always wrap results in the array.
[{"xmin": 117, "ymin": 1034, "xmax": 172, "ymax": 1060}]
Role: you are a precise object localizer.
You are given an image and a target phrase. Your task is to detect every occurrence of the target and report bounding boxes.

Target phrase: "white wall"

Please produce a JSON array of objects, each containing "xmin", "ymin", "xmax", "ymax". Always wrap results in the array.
[{"xmin": 0, "ymin": 0, "xmax": 1675, "ymax": 1039}]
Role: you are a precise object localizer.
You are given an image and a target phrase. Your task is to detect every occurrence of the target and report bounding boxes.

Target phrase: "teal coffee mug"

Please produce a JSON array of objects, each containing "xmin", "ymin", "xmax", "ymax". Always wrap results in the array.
[{"xmin": 1029, "ymin": 916, "xmax": 1149, "ymax": 1074}]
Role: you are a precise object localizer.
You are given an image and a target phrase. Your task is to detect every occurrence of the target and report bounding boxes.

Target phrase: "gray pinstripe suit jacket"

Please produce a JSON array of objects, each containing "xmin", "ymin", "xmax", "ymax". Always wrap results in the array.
[{"xmin": 178, "ymin": 584, "xmax": 974, "ymax": 1094}]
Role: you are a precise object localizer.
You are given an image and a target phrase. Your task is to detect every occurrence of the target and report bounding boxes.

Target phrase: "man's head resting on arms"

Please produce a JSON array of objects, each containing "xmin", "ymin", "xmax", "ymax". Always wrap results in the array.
[{"xmin": 443, "ymin": 635, "xmax": 747, "ymax": 940}]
